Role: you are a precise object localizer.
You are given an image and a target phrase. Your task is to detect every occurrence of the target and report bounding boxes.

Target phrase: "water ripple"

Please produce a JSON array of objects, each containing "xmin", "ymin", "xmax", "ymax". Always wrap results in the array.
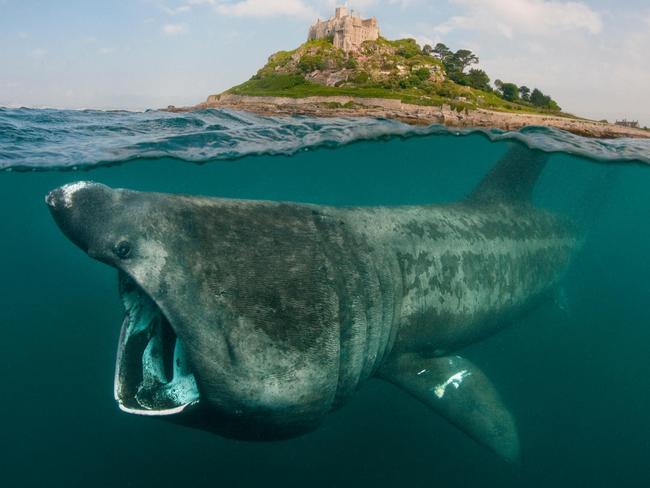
[{"xmin": 0, "ymin": 107, "xmax": 648, "ymax": 171}]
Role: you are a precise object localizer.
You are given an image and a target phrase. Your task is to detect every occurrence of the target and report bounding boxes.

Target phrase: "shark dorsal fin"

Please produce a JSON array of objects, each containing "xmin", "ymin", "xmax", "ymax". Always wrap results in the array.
[{"xmin": 467, "ymin": 144, "xmax": 548, "ymax": 205}]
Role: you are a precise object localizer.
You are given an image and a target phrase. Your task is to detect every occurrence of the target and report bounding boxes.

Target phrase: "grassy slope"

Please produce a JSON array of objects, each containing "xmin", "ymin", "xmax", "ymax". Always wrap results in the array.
[{"xmin": 225, "ymin": 38, "xmax": 568, "ymax": 116}]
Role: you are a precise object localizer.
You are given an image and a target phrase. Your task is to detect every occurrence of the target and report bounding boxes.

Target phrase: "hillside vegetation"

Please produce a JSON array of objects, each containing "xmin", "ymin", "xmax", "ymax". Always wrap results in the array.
[{"xmin": 226, "ymin": 37, "xmax": 565, "ymax": 115}]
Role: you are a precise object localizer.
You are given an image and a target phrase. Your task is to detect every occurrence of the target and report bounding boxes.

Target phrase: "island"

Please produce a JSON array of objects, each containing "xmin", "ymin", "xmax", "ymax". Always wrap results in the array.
[{"xmin": 178, "ymin": 6, "xmax": 649, "ymax": 140}]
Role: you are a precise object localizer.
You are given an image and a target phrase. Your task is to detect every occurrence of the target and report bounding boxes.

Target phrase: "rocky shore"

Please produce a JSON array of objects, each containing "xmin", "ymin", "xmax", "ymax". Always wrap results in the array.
[{"xmin": 178, "ymin": 94, "xmax": 650, "ymax": 140}]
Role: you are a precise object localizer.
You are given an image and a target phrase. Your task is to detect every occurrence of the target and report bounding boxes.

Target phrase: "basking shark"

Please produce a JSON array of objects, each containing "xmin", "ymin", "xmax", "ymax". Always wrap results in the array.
[{"xmin": 46, "ymin": 145, "xmax": 579, "ymax": 462}]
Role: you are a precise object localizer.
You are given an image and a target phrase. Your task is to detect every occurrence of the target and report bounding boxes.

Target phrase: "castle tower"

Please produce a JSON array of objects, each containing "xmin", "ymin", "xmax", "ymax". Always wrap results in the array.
[{"xmin": 308, "ymin": 6, "xmax": 380, "ymax": 52}]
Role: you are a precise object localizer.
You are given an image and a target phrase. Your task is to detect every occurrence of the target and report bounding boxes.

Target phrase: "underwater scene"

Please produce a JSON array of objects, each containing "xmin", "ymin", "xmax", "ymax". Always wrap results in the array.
[{"xmin": 1, "ymin": 107, "xmax": 649, "ymax": 487}]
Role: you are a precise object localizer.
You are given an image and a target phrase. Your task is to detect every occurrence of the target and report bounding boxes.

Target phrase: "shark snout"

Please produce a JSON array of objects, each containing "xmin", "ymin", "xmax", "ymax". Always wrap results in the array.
[
  {"xmin": 46, "ymin": 181, "xmax": 114, "ymax": 254},
  {"xmin": 45, "ymin": 181, "xmax": 104, "ymax": 210},
  {"xmin": 45, "ymin": 188, "xmax": 63, "ymax": 208}
]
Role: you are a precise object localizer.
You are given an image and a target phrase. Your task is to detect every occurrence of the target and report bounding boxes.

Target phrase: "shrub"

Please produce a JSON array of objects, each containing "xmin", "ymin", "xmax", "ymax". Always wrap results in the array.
[
  {"xmin": 414, "ymin": 67, "xmax": 430, "ymax": 82},
  {"xmin": 391, "ymin": 39, "xmax": 421, "ymax": 59},
  {"xmin": 380, "ymin": 77, "xmax": 400, "ymax": 90},
  {"xmin": 345, "ymin": 57, "xmax": 358, "ymax": 69},
  {"xmin": 353, "ymin": 71, "xmax": 370, "ymax": 84},
  {"xmin": 298, "ymin": 55, "xmax": 325, "ymax": 73},
  {"xmin": 255, "ymin": 74, "xmax": 306, "ymax": 90},
  {"xmin": 398, "ymin": 75, "xmax": 423, "ymax": 89},
  {"xmin": 419, "ymin": 81, "xmax": 435, "ymax": 94}
]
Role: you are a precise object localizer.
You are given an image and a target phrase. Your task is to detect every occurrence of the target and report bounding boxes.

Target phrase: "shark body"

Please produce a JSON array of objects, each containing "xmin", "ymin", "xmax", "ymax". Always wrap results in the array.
[{"xmin": 46, "ymin": 145, "xmax": 578, "ymax": 462}]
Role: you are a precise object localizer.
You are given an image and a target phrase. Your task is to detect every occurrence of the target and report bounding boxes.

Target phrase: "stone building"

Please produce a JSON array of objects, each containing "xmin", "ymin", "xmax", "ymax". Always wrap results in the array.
[
  {"xmin": 615, "ymin": 119, "xmax": 640, "ymax": 129},
  {"xmin": 308, "ymin": 6, "xmax": 380, "ymax": 52}
]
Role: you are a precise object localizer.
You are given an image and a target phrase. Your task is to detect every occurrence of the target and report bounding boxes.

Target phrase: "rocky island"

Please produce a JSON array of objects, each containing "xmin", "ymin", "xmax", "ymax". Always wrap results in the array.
[{"xmin": 184, "ymin": 6, "xmax": 649, "ymax": 139}]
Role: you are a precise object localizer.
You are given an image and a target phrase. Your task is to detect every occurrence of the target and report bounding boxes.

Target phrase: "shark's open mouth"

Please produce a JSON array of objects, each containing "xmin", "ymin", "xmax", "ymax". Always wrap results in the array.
[{"xmin": 114, "ymin": 272, "xmax": 200, "ymax": 416}]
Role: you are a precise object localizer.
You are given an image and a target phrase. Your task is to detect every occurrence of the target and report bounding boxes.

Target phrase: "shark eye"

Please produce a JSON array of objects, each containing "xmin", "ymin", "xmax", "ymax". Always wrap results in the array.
[{"xmin": 114, "ymin": 241, "xmax": 132, "ymax": 259}]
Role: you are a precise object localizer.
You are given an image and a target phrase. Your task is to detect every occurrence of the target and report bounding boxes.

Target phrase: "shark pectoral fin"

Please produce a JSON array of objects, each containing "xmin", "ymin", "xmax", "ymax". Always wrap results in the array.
[{"xmin": 378, "ymin": 353, "xmax": 520, "ymax": 463}]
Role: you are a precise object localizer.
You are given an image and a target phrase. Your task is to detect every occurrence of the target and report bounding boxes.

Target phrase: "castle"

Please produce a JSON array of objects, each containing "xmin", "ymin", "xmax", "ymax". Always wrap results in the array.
[{"xmin": 308, "ymin": 6, "xmax": 380, "ymax": 52}]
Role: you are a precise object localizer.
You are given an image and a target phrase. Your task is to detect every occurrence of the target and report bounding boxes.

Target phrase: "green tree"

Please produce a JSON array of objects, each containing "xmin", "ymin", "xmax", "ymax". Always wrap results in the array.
[
  {"xmin": 451, "ymin": 49, "xmax": 479, "ymax": 72},
  {"xmin": 529, "ymin": 88, "xmax": 561, "ymax": 110},
  {"xmin": 440, "ymin": 49, "xmax": 480, "ymax": 85},
  {"xmin": 466, "ymin": 68, "xmax": 491, "ymax": 91},
  {"xmin": 422, "ymin": 44, "xmax": 433, "ymax": 55},
  {"xmin": 499, "ymin": 82, "xmax": 520, "ymax": 101},
  {"xmin": 548, "ymin": 99, "xmax": 561, "ymax": 111},
  {"xmin": 530, "ymin": 88, "xmax": 549, "ymax": 107},
  {"xmin": 432, "ymin": 43, "xmax": 452, "ymax": 60},
  {"xmin": 519, "ymin": 85, "xmax": 531, "ymax": 101},
  {"xmin": 451, "ymin": 73, "xmax": 468, "ymax": 85}
]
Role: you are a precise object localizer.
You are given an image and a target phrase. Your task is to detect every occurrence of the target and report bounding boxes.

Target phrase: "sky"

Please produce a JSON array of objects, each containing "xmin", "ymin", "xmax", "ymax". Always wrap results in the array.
[{"xmin": 0, "ymin": 0, "xmax": 648, "ymax": 125}]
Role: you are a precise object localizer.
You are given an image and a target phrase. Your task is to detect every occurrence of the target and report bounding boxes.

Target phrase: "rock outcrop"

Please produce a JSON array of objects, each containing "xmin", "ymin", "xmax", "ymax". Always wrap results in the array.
[{"xmin": 192, "ymin": 94, "xmax": 650, "ymax": 139}]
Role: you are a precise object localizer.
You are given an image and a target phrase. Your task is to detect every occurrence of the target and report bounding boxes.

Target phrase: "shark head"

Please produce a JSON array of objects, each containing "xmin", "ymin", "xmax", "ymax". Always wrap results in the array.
[{"xmin": 46, "ymin": 182, "xmax": 342, "ymax": 440}]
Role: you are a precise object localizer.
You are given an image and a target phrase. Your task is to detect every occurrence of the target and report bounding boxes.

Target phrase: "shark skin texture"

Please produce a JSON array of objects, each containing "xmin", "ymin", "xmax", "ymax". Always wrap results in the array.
[{"xmin": 46, "ymin": 145, "xmax": 578, "ymax": 462}]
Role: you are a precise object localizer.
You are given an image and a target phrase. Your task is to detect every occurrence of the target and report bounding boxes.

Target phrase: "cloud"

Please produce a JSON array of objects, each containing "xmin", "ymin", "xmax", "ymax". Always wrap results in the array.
[
  {"xmin": 325, "ymin": 0, "xmax": 419, "ymax": 8},
  {"xmin": 163, "ymin": 23, "xmax": 187, "ymax": 34},
  {"xmin": 155, "ymin": 0, "xmax": 216, "ymax": 17},
  {"xmin": 224, "ymin": 0, "xmax": 422, "ymax": 19},
  {"xmin": 29, "ymin": 48, "xmax": 47, "ymax": 58},
  {"xmin": 159, "ymin": 0, "xmax": 394, "ymax": 20},
  {"xmin": 411, "ymin": 3, "xmax": 646, "ymax": 124},
  {"xmin": 214, "ymin": 0, "xmax": 316, "ymax": 18},
  {"xmin": 161, "ymin": 4, "xmax": 193, "ymax": 15},
  {"xmin": 325, "ymin": 0, "xmax": 376, "ymax": 10},
  {"xmin": 98, "ymin": 47, "xmax": 116, "ymax": 55},
  {"xmin": 435, "ymin": 0, "xmax": 602, "ymax": 39}
]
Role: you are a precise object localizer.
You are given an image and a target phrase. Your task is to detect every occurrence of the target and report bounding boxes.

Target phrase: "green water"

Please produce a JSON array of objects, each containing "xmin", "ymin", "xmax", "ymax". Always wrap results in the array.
[{"xmin": 1, "ymin": 133, "xmax": 649, "ymax": 487}]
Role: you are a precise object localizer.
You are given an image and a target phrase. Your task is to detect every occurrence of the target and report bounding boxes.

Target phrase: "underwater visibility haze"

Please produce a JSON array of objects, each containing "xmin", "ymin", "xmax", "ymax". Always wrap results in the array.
[{"xmin": 1, "ymin": 107, "xmax": 650, "ymax": 487}]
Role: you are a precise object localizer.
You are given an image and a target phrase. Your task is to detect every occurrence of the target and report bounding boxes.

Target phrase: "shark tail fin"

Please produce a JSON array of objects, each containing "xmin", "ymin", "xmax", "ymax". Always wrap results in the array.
[
  {"xmin": 378, "ymin": 353, "xmax": 520, "ymax": 463},
  {"xmin": 467, "ymin": 143, "xmax": 549, "ymax": 205}
]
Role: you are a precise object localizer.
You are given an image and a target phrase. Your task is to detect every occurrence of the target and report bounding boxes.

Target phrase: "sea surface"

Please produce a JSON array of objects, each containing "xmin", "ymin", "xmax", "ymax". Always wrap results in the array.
[{"xmin": 0, "ymin": 107, "xmax": 649, "ymax": 487}]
